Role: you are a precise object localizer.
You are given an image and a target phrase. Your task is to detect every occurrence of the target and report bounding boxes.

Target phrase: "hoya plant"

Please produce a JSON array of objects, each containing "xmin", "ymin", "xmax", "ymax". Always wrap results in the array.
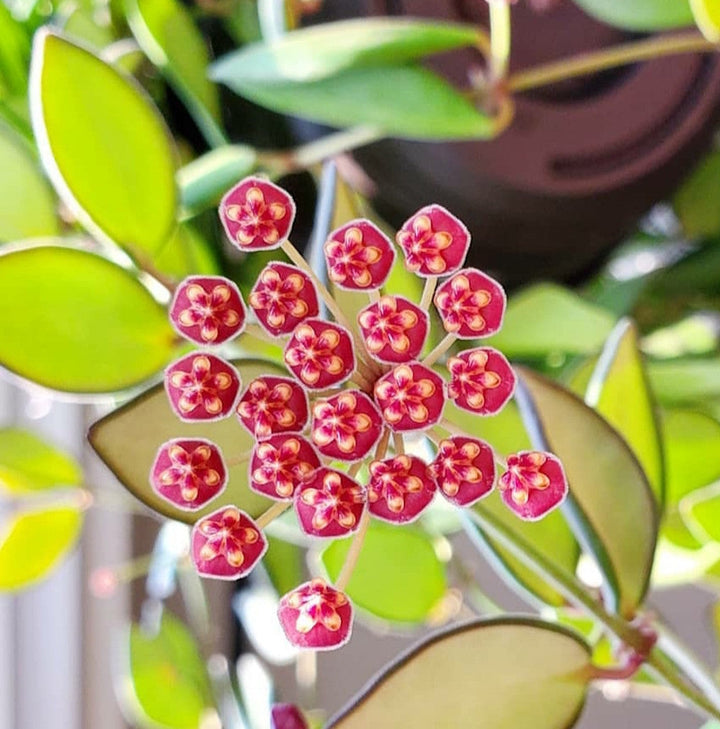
[{"xmin": 4, "ymin": 1, "xmax": 720, "ymax": 728}]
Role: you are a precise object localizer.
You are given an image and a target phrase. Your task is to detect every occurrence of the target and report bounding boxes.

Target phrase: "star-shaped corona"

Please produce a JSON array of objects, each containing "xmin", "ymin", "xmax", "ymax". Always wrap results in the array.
[{"xmin": 152, "ymin": 175, "xmax": 570, "ymax": 651}]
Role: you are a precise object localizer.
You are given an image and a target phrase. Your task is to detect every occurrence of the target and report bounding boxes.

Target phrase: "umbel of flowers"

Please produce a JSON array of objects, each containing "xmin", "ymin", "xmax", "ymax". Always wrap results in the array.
[{"xmin": 151, "ymin": 176, "xmax": 569, "ymax": 651}]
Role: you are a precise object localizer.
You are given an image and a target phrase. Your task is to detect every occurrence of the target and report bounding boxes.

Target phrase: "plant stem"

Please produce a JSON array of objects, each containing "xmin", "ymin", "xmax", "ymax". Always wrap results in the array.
[
  {"xmin": 465, "ymin": 507, "xmax": 720, "ymax": 721},
  {"xmin": 256, "ymin": 500, "xmax": 291, "ymax": 529},
  {"xmin": 423, "ymin": 332, "xmax": 457, "ymax": 367},
  {"xmin": 335, "ymin": 510, "xmax": 370, "ymax": 591},
  {"xmin": 258, "ymin": 125, "xmax": 385, "ymax": 177},
  {"xmin": 488, "ymin": 0, "xmax": 512, "ymax": 81},
  {"xmin": 508, "ymin": 31, "xmax": 718, "ymax": 93}
]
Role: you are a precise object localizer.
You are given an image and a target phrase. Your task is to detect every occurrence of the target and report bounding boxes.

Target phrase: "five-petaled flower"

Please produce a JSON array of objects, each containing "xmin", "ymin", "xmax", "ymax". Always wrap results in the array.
[
  {"xmin": 498, "ymin": 451, "xmax": 568, "ymax": 521},
  {"xmin": 165, "ymin": 353, "xmax": 240, "ymax": 421},
  {"xmin": 150, "ymin": 175, "xmax": 572, "ymax": 654},
  {"xmin": 220, "ymin": 176, "xmax": 295, "ymax": 251},
  {"xmin": 151, "ymin": 438, "xmax": 227, "ymax": 510},
  {"xmin": 296, "ymin": 468, "xmax": 366, "ymax": 538},
  {"xmin": 434, "ymin": 269, "xmax": 506, "ymax": 339},
  {"xmin": 170, "ymin": 275, "xmax": 246, "ymax": 345},
  {"xmin": 396, "ymin": 204, "xmax": 470, "ymax": 276},
  {"xmin": 237, "ymin": 376, "xmax": 308, "ymax": 439},
  {"xmin": 375, "ymin": 363, "xmax": 445, "ymax": 431},
  {"xmin": 249, "ymin": 263, "xmax": 319, "ymax": 336},
  {"xmin": 358, "ymin": 295, "xmax": 428, "ymax": 363},
  {"xmin": 324, "ymin": 220, "xmax": 394, "ymax": 290},
  {"xmin": 368, "ymin": 455, "xmax": 436, "ymax": 523},
  {"xmin": 250, "ymin": 434, "xmax": 320, "ymax": 500},
  {"xmin": 278, "ymin": 578, "xmax": 353, "ymax": 650},
  {"xmin": 191, "ymin": 506, "xmax": 267, "ymax": 579},
  {"xmin": 311, "ymin": 390, "xmax": 383, "ymax": 461}
]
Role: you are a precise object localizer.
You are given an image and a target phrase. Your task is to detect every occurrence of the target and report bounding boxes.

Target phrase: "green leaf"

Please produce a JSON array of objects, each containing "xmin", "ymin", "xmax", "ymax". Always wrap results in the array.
[
  {"xmin": 445, "ymin": 401, "xmax": 580, "ymax": 607},
  {"xmin": 661, "ymin": 409, "xmax": 720, "ymax": 549},
  {"xmin": 647, "ymin": 358, "xmax": 720, "ymax": 405},
  {"xmin": 321, "ymin": 521, "xmax": 446, "ymax": 624},
  {"xmin": 0, "ymin": 243, "xmax": 175, "ymax": 392},
  {"xmin": 0, "ymin": 428, "xmax": 81, "ymax": 494},
  {"xmin": 0, "ymin": 2, "xmax": 30, "ymax": 99},
  {"xmin": 691, "ymin": 0, "xmax": 720, "ymax": 41},
  {"xmin": 675, "ymin": 151, "xmax": 720, "ymax": 239},
  {"xmin": 263, "ymin": 537, "xmax": 304, "ymax": 596},
  {"xmin": 210, "ymin": 18, "xmax": 482, "ymax": 84},
  {"xmin": 152, "ymin": 222, "xmax": 219, "ymax": 279},
  {"xmin": 30, "ymin": 31, "xmax": 177, "ymax": 256},
  {"xmin": 485, "ymin": 284, "xmax": 616, "ymax": 357},
  {"xmin": 571, "ymin": 0, "xmax": 694, "ymax": 30},
  {"xmin": 327, "ymin": 618, "xmax": 591, "ymax": 729},
  {"xmin": 517, "ymin": 368, "xmax": 658, "ymax": 618},
  {"xmin": 0, "ymin": 506, "xmax": 82, "ymax": 590},
  {"xmin": 89, "ymin": 359, "xmax": 285, "ymax": 524},
  {"xmin": 0, "ymin": 122, "xmax": 58, "ymax": 241},
  {"xmin": 585, "ymin": 320, "xmax": 665, "ymax": 507},
  {"xmin": 124, "ymin": 611, "xmax": 213, "ymax": 729},
  {"xmin": 215, "ymin": 64, "xmax": 494, "ymax": 141},
  {"xmin": 682, "ymin": 483, "xmax": 720, "ymax": 542},
  {"xmin": 126, "ymin": 0, "xmax": 225, "ymax": 147}
]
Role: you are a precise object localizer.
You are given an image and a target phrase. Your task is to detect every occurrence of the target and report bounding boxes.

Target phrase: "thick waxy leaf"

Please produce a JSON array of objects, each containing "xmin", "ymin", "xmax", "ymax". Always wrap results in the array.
[
  {"xmin": 661, "ymin": 409, "xmax": 720, "ymax": 549},
  {"xmin": 691, "ymin": 0, "xmax": 720, "ymax": 40},
  {"xmin": 126, "ymin": 0, "xmax": 223, "ymax": 146},
  {"xmin": 152, "ymin": 223, "xmax": 219, "ymax": 279},
  {"xmin": 445, "ymin": 402, "xmax": 580, "ymax": 607},
  {"xmin": 124, "ymin": 612, "xmax": 213, "ymax": 729},
  {"xmin": 0, "ymin": 3, "xmax": 29, "ymax": 100},
  {"xmin": 585, "ymin": 320, "xmax": 664, "ymax": 507},
  {"xmin": 647, "ymin": 358, "xmax": 720, "ymax": 405},
  {"xmin": 321, "ymin": 521, "xmax": 446, "ymax": 623},
  {"xmin": 0, "ymin": 429, "xmax": 81, "ymax": 494},
  {"xmin": 211, "ymin": 18, "xmax": 482, "ymax": 84},
  {"xmin": 0, "ymin": 123, "xmax": 58, "ymax": 242},
  {"xmin": 486, "ymin": 284, "xmax": 615, "ymax": 357},
  {"xmin": 214, "ymin": 65, "xmax": 494, "ymax": 141},
  {"xmin": 675, "ymin": 151, "xmax": 720, "ymax": 239},
  {"xmin": 89, "ymin": 360, "xmax": 285, "ymax": 524},
  {"xmin": 517, "ymin": 368, "xmax": 658, "ymax": 617},
  {"xmin": 682, "ymin": 484, "xmax": 720, "ymax": 542},
  {"xmin": 30, "ymin": 31, "xmax": 177, "ymax": 256},
  {"xmin": 327, "ymin": 618, "xmax": 591, "ymax": 729},
  {"xmin": 0, "ymin": 507, "xmax": 82, "ymax": 590},
  {"xmin": 0, "ymin": 244, "xmax": 175, "ymax": 392},
  {"xmin": 571, "ymin": 0, "xmax": 694, "ymax": 30}
]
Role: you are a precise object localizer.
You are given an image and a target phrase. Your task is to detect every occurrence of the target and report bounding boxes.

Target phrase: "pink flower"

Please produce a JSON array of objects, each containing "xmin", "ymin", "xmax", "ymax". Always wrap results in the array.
[
  {"xmin": 431, "ymin": 437, "xmax": 495, "ymax": 507},
  {"xmin": 271, "ymin": 704, "xmax": 308, "ymax": 729},
  {"xmin": 284, "ymin": 319, "xmax": 354, "ymax": 389},
  {"xmin": 434, "ymin": 269, "xmax": 506, "ymax": 339},
  {"xmin": 374, "ymin": 363, "xmax": 445, "ymax": 432},
  {"xmin": 165, "ymin": 353, "xmax": 240, "ymax": 421},
  {"xmin": 170, "ymin": 275, "xmax": 246, "ymax": 345},
  {"xmin": 249, "ymin": 263, "xmax": 319, "ymax": 336},
  {"xmin": 358, "ymin": 295, "xmax": 428, "ymax": 364},
  {"xmin": 396, "ymin": 205, "xmax": 470, "ymax": 277},
  {"xmin": 311, "ymin": 390, "xmax": 383, "ymax": 462},
  {"xmin": 191, "ymin": 506, "xmax": 267, "ymax": 579},
  {"xmin": 295, "ymin": 468, "xmax": 366, "ymax": 538},
  {"xmin": 498, "ymin": 451, "xmax": 568, "ymax": 521},
  {"xmin": 368, "ymin": 455, "xmax": 436, "ymax": 523},
  {"xmin": 151, "ymin": 438, "xmax": 227, "ymax": 510},
  {"xmin": 447, "ymin": 347, "xmax": 515, "ymax": 415},
  {"xmin": 324, "ymin": 220, "xmax": 394, "ymax": 290},
  {"xmin": 250, "ymin": 434, "xmax": 320, "ymax": 500},
  {"xmin": 220, "ymin": 177, "xmax": 295, "ymax": 251},
  {"xmin": 278, "ymin": 578, "xmax": 353, "ymax": 650},
  {"xmin": 237, "ymin": 376, "xmax": 308, "ymax": 439}
]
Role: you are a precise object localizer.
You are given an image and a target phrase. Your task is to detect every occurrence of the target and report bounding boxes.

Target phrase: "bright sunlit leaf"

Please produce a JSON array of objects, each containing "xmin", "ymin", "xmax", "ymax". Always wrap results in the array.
[
  {"xmin": 124, "ymin": 611, "xmax": 214, "ymax": 729},
  {"xmin": 0, "ymin": 506, "xmax": 82, "ymax": 591},
  {"xmin": 0, "ymin": 428, "xmax": 81, "ymax": 494},
  {"xmin": 0, "ymin": 243, "xmax": 176, "ymax": 392},
  {"xmin": 89, "ymin": 360, "xmax": 285, "ymax": 524},
  {"xmin": 30, "ymin": 31, "xmax": 177, "ymax": 256},
  {"xmin": 517, "ymin": 368, "xmax": 658, "ymax": 618},
  {"xmin": 690, "ymin": 0, "xmax": 720, "ymax": 41},
  {"xmin": 321, "ymin": 521, "xmax": 447, "ymax": 624},
  {"xmin": 327, "ymin": 618, "xmax": 591, "ymax": 729}
]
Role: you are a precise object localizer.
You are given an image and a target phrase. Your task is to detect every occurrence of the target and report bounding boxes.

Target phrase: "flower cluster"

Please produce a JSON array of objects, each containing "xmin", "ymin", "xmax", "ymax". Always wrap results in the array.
[{"xmin": 151, "ymin": 176, "xmax": 569, "ymax": 651}]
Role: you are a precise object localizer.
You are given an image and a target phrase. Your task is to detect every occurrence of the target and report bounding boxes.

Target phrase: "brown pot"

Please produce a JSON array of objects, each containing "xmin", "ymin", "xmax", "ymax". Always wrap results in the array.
[{"xmin": 306, "ymin": 0, "xmax": 720, "ymax": 285}]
